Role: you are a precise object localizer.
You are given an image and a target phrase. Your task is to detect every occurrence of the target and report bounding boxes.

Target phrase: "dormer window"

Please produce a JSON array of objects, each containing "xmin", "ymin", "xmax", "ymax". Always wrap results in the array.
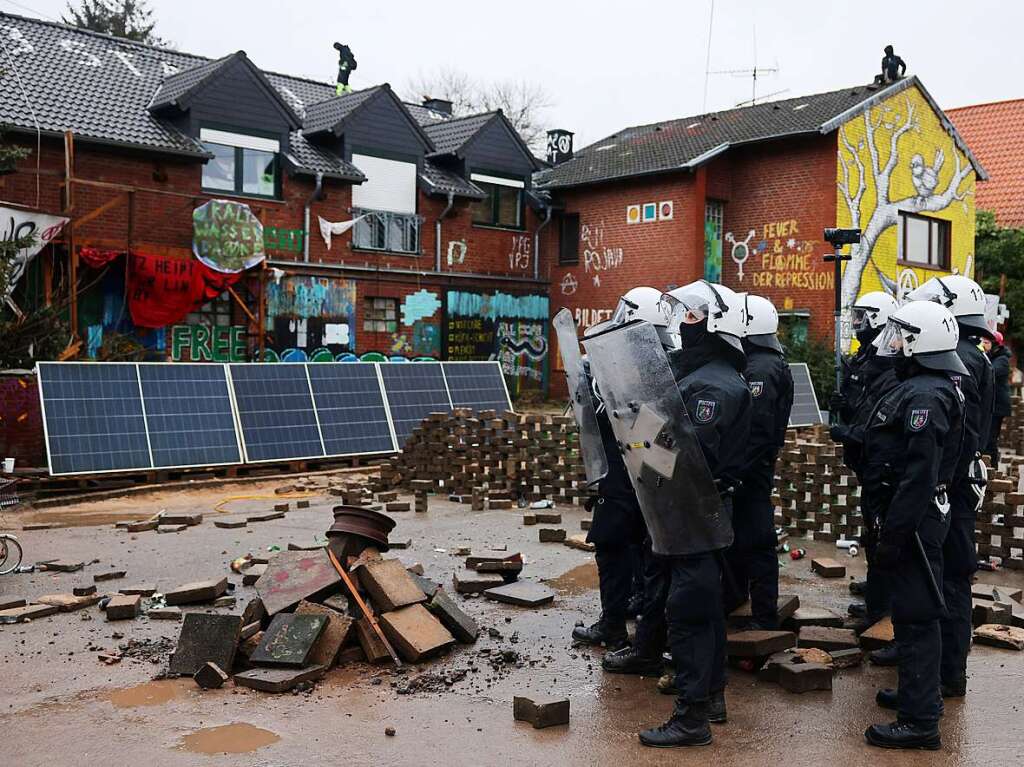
[
  {"xmin": 200, "ymin": 127, "xmax": 281, "ymax": 200},
  {"xmin": 470, "ymin": 173, "xmax": 525, "ymax": 229}
]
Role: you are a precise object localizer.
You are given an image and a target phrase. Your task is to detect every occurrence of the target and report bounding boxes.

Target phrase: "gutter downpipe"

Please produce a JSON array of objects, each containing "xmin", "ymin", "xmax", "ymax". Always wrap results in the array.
[
  {"xmin": 533, "ymin": 202, "xmax": 553, "ymax": 281},
  {"xmin": 303, "ymin": 172, "xmax": 324, "ymax": 262},
  {"xmin": 435, "ymin": 191, "xmax": 455, "ymax": 272}
]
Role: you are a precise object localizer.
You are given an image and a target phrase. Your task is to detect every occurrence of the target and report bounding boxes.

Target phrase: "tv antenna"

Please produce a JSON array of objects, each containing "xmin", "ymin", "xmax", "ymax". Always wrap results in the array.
[
  {"xmin": 706, "ymin": 25, "xmax": 779, "ymax": 107},
  {"xmin": 734, "ymin": 88, "xmax": 790, "ymax": 108}
]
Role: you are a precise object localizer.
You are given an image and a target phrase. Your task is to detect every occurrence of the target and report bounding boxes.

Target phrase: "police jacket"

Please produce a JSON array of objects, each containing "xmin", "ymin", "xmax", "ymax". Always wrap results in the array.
[
  {"xmin": 595, "ymin": 405, "xmax": 636, "ymax": 500},
  {"xmin": 862, "ymin": 370, "xmax": 964, "ymax": 545},
  {"xmin": 990, "ymin": 346, "xmax": 1012, "ymax": 417},
  {"xmin": 955, "ymin": 336, "xmax": 994, "ymax": 475},
  {"xmin": 742, "ymin": 345, "xmax": 794, "ymax": 473},
  {"xmin": 668, "ymin": 339, "xmax": 752, "ymax": 490},
  {"xmin": 839, "ymin": 345, "xmax": 899, "ymax": 425}
]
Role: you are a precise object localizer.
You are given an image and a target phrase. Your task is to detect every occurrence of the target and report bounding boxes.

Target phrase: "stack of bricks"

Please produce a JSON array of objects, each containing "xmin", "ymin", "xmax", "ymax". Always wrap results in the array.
[
  {"xmin": 976, "ymin": 469, "xmax": 1024, "ymax": 570},
  {"xmin": 371, "ymin": 409, "xmax": 588, "ymax": 508}
]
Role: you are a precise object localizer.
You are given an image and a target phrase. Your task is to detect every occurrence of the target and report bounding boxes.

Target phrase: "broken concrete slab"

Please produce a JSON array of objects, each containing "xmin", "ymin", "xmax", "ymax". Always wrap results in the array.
[
  {"xmin": 93, "ymin": 570, "xmax": 126, "ymax": 582},
  {"xmin": 785, "ymin": 607, "xmax": 844, "ymax": 629},
  {"xmin": 73, "ymin": 584, "xmax": 97, "ymax": 597},
  {"xmin": 538, "ymin": 528, "xmax": 566, "ymax": 543},
  {"xmin": 295, "ymin": 600, "xmax": 353, "ymax": 668},
  {"xmin": 37, "ymin": 593, "xmax": 102, "ymax": 612},
  {"xmin": 778, "ymin": 662, "xmax": 833, "ymax": 693},
  {"xmin": 124, "ymin": 520, "xmax": 159, "ymax": 533},
  {"xmin": 726, "ymin": 630, "xmax": 797, "ymax": 657},
  {"xmin": 564, "ymin": 534, "xmax": 596, "ymax": 552},
  {"xmin": 238, "ymin": 631, "xmax": 263, "ymax": 660},
  {"xmin": 273, "ymin": 503, "xmax": 289, "ymax": 513},
  {"xmin": 354, "ymin": 617, "xmax": 391, "ymax": 664},
  {"xmin": 0, "ymin": 597, "xmax": 27, "ymax": 611},
  {"xmin": 160, "ymin": 512, "xmax": 203, "ymax": 526},
  {"xmin": 118, "ymin": 584, "xmax": 156, "ymax": 597},
  {"xmin": 147, "ymin": 607, "xmax": 182, "ymax": 621},
  {"xmin": 973, "ymin": 623, "xmax": 1024, "ymax": 650},
  {"xmin": 474, "ymin": 560, "xmax": 524, "ymax": 575},
  {"xmin": 251, "ymin": 613, "xmax": 329, "ymax": 667},
  {"xmin": 169, "ymin": 613, "xmax": 243, "ymax": 676},
  {"xmin": 240, "ymin": 621, "xmax": 261, "ymax": 640},
  {"xmin": 829, "ymin": 647, "xmax": 864, "ymax": 669},
  {"xmin": 241, "ymin": 596, "xmax": 266, "ymax": 627},
  {"xmin": 233, "ymin": 664, "xmax": 326, "ymax": 693},
  {"xmin": 453, "ymin": 569, "xmax": 504, "ymax": 594},
  {"xmin": 0, "ymin": 603, "xmax": 58, "ymax": 624},
  {"xmin": 811, "ymin": 558, "xmax": 846, "ymax": 578},
  {"xmin": 106, "ymin": 594, "xmax": 141, "ymax": 620},
  {"xmin": 859, "ymin": 617, "xmax": 894, "ymax": 651},
  {"xmin": 972, "ymin": 599, "xmax": 1013, "ymax": 627},
  {"xmin": 40, "ymin": 560, "xmax": 83, "ymax": 572},
  {"xmin": 972, "ymin": 583, "xmax": 1024, "ymax": 603},
  {"xmin": 321, "ymin": 594, "xmax": 350, "ymax": 615},
  {"xmin": 242, "ymin": 564, "xmax": 267, "ymax": 587},
  {"xmin": 255, "ymin": 550, "xmax": 341, "ymax": 616},
  {"xmin": 157, "ymin": 524, "xmax": 188, "ymax": 534},
  {"xmin": 513, "ymin": 696, "xmax": 570, "ymax": 729},
  {"xmin": 194, "ymin": 662, "xmax": 229, "ymax": 689},
  {"xmin": 214, "ymin": 519, "xmax": 247, "ymax": 529},
  {"xmin": 483, "ymin": 581, "xmax": 555, "ymax": 608},
  {"xmin": 379, "ymin": 604, "xmax": 455, "ymax": 663},
  {"xmin": 427, "ymin": 589, "xmax": 479, "ymax": 643},
  {"xmin": 164, "ymin": 577, "xmax": 228, "ymax": 606},
  {"xmin": 357, "ymin": 558, "xmax": 427, "ymax": 612},
  {"xmin": 798, "ymin": 626, "xmax": 859, "ymax": 652},
  {"xmin": 247, "ymin": 511, "xmax": 285, "ymax": 523}
]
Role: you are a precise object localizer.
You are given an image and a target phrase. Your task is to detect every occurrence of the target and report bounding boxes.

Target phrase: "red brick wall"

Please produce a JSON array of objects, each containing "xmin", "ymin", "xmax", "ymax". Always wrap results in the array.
[{"xmin": 0, "ymin": 374, "xmax": 44, "ymax": 469}]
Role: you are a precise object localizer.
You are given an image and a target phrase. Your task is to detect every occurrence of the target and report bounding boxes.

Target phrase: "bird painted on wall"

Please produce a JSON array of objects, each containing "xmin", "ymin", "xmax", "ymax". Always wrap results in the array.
[{"xmin": 910, "ymin": 149, "xmax": 944, "ymax": 201}]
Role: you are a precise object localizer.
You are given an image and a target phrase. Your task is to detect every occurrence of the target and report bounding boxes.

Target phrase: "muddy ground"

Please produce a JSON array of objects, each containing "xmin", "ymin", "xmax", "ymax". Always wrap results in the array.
[{"xmin": 2, "ymin": 477, "xmax": 1023, "ymax": 766}]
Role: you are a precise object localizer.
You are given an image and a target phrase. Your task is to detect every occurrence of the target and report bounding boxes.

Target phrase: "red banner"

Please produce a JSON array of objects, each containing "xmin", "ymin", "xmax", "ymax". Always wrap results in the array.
[
  {"xmin": 79, "ymin": 247, "xmax": 123, "ymax": 268},
  {"xmin": 127, "ymin": 252, "xmax": 242, "ymax": 328}
]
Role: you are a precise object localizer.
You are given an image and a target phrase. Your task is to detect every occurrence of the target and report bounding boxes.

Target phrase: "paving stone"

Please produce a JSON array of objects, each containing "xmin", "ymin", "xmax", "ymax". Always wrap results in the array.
[
  {"xmin": 453, "ymin": 569, "xmax": 504, "ymax": 594},
  {"xmin": 564, "ymin": 534, "xmax": 596, "ymax": 552},
  {"xmin": 233, "ymin": 664, "xmax": 326, "ymax": 693},
  {"xmin": 37, "ymin": 593, "xmax": 102, "ymax": 612},
  {"xmin": 811, "ymin": 558, "xmax": 846, "ymax": 578},
  {"xmin": 377, "ymin": 491, "xmax": 399, "ymax": 503},
  {"xmin": 726, "ymin": 630, "xmax": 796, "ymax": 657},
  {"xmin": 379, "ymin": 604, "xmax": 455, "ymax": 662},
  {"xmin": 160, "ymin": 512, "xmax": 203, "ymax": 526},
  {"xmin": 474, "ymin": 560, "xmax": 523, "ymax": 575},
  {"xmin": 168, "ymin": 613, "xmax": 243, "ymax": 676},
  {"xmin": 488, "ymin": 499, "xmax": 513, "ymax": 510},
  {"xmin": 274, "ymin": 503, "xmax": 290, "ymax": 512},
  {"xmin": 522, "ymin": 513, "xmax": 537, "ymax": 526},
  {"xmin": 73, "ymin": 585, "xmax": 97, "ymax": 597},
  {"xmin": 106, "ymin": 594, "xmax": 141, "ymax": 621},
  {"xmin": 465, "ymin": 551, "xmax": 521, "ymax": 569},
  {"xmin": 386, "ymin": 501, "xmax": 411, "ymax": 512},
  {"xmin": 238, "ymin": 631, "xmax": 263, "ymax": 660},
  {"xmin": 124, "ymin": 520, "xmax": 159, "ymax": 532},
  {"xmin": 296, "ymin": 500, "xmax": 311, "ymax": 509},
  {"xmin": 427, "ymin": 589, "xmax": 479, "ymax": 643},
  {"xmin": 972, "ymin": 598, "xmax": 1013, "ymax": 627},
  {"xmin": 777, "ymin": 662, "xmax": 833, "ymax": 693},
  {"xmin": 513, "ymin": 696, "xmax": 570, "ymax": 728},
  {"xmin": 321, "ymin": 594, "xmax": 350, "ymax": 615},
  {"xmin": 388, "ymin": 539, "xmax": 412, "ymax": 550},
  {"xmin": 354, "ymin": 618, "xmax": 392, "ymax": 664},
  {"xmin": 193, "ymin": 662, "xmax": 229, "ymax": 689},
  {"xmin": 0, "ymin": 603, "xmax": 58, "ymax": 624},
  {"xmin": 255, "ymin": 550, "xmax": 341, "ymax": 616},
  {"xmin": 539, "ymin": 528, "xmax": 566, "ymax": 542},
  {"xmin": 241, "ymin": 596, "xmax": 266, "ymax": 627},
  {"xmin": 247, "ymin": 511, "xmax": 285, "ymax": 523},
  {"xmin": 157, "ymin": 524, "xmax": 188, "ymax": 534},
  {"xmin": 147, "ymin": 607, "xmax": 182, "ymax": 621},
  {"xmin": 729, "ymin": 594, "xmax": 800, "ymax": 628},
  {"xmin": 534, "ymin": 512, "xmax": 562, "ymax": 524},
  {"xmin": 410, "ymin": 572, "xmax": 442, "ymax": 599},
  {"xmin": 213, "ymin": 596, "xmax": 236, "ymax": 608},
  {"xmin": 829, "ymin": 647, "xmax": 864, "ymax": 669},
  {"xmin": 118, "ymin": 584, "xmax": 157, "ymax": 597},
  {"xmin": 483, "ymin": 581, "xmax": 555, "ymax": 608},
  {"xmin": 240, "ymin": 621, "xmax": 261, "ymax": 640},
  {"xmin": 798, "ymin": 626, "xmax": 859, "ymax": 652},
  {"xmin": 859, "ymin": 617, "xmax": 894, "ymax": 651},
  {"xmin": 972, "ymin": 583, "xmax": 1024, "ymax": 603},
  {"xmin": 973, "ymin": 624, "xmax": 1024, "ymax": 650},
  {"xmin": 580, "ymin": 518, "xmax": 592, "ymax": 531},
  {"xmin": 164, "ymin": 577, "xmax": 228, "ymax": 606},
  {"xmin": 242, "ymin": 564, "xmax": 267, "ymax": 587},
  {"xmin": 358, "ymin": 558, "xmax": 427, "ymax": 612},
  {"xmin": 0, "ymin": 597, "xmax": 27, "ymax": 611},
  {"xmin": 251, "ymin": 613, "xmax": 328, "ymax": 667},
  {"xmin": 295, "ymin": 600, "xmax": 353, "ymax": 668},
  {"xmin": 214, "ymin": 519, "xmax": 247, "ymax": 529},
  {"xmin": 41, "ymin": 560, "xmax": 83, "ymax": 572},
  {"xmin": 93, "ymin": 570, "xmax": 126, "ymax": 582},
  {"xmin": 785, "ymin": 607, "xmax": 844, "ymax": 629}
]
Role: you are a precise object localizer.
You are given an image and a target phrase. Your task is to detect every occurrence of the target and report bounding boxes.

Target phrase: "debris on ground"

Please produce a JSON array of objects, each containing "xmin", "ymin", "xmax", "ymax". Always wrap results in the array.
[
  {"xmin": 513, "ymin": 695, "xmax": 570, "ymax": 728},
  {"xmin": 974, "ymin": 624, "xmax": 1024, "ymax": 650}
]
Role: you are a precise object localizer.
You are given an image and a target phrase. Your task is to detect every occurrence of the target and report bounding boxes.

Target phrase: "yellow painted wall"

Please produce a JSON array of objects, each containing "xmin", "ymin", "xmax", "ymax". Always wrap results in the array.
[{"xmin": 835, "ymin": 84, "xmax": 976, "ymax": 328}]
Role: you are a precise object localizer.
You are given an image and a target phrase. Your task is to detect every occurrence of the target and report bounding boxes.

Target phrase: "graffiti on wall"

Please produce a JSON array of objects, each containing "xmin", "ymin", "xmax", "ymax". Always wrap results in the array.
[
  {"xmin": 264, "ymin": 275, "xmax": 356, "ymax": 362},
  {"xmin": 445, "ymin": 290, "xmax": 549, "ymax": 396},
  {"xmin": 727, "ymin": 230, "xmax": 754, "ymax": 281},
  {"xmin": 739, "ymin": 220, "xmax": 833, "ymax": 292},
  {"xmin": 171, "ymin": 325, "xmax": 247, "ymax": 362},
  {"xmin": 508, "ymin": 234, "xmax": 531, "ymax": 271},
  {"xmin": 836, "ymin": 84, "xmax": 976, "ymax": 349},
  {"xmin": 579, "ymin": 219, "xmax": 624, "ymax": 288}
]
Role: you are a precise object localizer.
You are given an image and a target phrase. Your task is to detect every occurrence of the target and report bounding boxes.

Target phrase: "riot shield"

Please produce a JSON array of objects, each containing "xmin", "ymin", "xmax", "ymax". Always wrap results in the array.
[
  {"xmin": 553, "ymin": 308, "xmax": 608, "ymax": 486},
  {"xmin": 583, "ymin": 320, "xmax": 730, "ymax": 556}
]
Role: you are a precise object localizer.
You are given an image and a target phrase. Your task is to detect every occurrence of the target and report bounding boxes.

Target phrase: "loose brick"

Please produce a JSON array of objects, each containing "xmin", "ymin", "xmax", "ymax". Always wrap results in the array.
[
  {"xmin": 93, "ymin": 570, "xmax": 126, "ymax": 583},
  {"xmin": 726, "ymin": 630, "xmax": 796, "ymax": 657},
  {"xmin": 811, "ymin": 558, "xmax": 846, "ymax": 578},
  {"xmin": 233, "ymin": 664, "xmax": 326, "ymax": 693},
  {"xmin": 105, "ymin": 594, "xmax": 142, "ymax": 621},
  {"xmin": 539, "ymin": 528, "xmax": 566, "ymax": 543},
  {"xmin": 379, "ymin": 604, "xmax": 455, "ymax": 663},
  {"xmin": 427, "ymin": 589, "xmax": 479, "ymax": 643},
  {"xmin": 513, "ymin": 696, "xmax": 570, "ymax": 728},
  {"xmin": 859, "ymin": 617, "xmax": 894, "ymax": 651},
  {"xmin": 452, "ymin": 569, "xmax": 504, "ymax": 594},
  {"xmin": 358, "ymin": 558, "xmax": 428, "ymax": 612},
  {"xmin": 0, "ymin": 603, "xmax": 58, "ymax": 624},
  {"xmin": 777, "ymin": 662, "xmax": 833, "ymax": 693},
  {"xmin": 798, "ymin": 626, "xmax": 859, "ymax": 652},
  {"xmin": 164, "ymin": 577, "xmax": 228, "ymax": 606},
  {"xmin": 193, "ymin": 662, "xmax": 229, "ymax": 689}
]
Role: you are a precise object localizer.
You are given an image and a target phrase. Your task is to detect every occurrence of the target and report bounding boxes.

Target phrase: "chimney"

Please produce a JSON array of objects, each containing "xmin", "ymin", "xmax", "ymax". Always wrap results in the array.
[
  {"xmin": 546, "ymin": 129, "xmax": 574, "ymax": 165},
  {"xmin": 422, "ymin": 97, "xmax": 453, "ymax": 116}
]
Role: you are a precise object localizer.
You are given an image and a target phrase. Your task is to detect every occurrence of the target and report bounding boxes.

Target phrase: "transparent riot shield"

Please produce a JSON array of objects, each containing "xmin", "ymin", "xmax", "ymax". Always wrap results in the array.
[
  {"xmin": 583, "ymin": 320, "xmax": 730, "ymax": 556},
  {"xmin": 553, "ymin": 308, "xmax": 608, "ymax": 486}
]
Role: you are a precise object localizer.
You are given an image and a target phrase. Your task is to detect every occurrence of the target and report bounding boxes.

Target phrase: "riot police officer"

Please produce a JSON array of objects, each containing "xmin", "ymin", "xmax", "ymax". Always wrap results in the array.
[
  {"xmin": 723, "ymin": 294, "xmax": 793, "ymax": 629},
  {"xmin": 572, "ymin": 288, "xmax": 660, "ymax": 650},
  {"xmin": 905, "ymin": 275, "xmax": 994, "ymax": 699},
  {"xmin": 861, "ymin": 300, "xmax": 965, "ymax": 750}
]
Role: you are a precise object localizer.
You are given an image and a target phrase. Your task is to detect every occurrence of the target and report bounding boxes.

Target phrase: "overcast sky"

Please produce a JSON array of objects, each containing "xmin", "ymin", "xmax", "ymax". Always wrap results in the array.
[{"xmin": 5, "ymin": 0, "xmax": 1023, "ymax": 148}]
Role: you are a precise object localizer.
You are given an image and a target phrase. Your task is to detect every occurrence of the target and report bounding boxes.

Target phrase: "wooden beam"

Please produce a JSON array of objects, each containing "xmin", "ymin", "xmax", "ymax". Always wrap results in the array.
[
  {"xmin": 257, "ymin": 262, "xmax": 267, "ymax": 362},
  {"xmin": 227, "ymin": 285, "xmax": 257, "ymax": 325},
  {"xmin": 72, "ymin": 194, "xmax": 126, "ymax": 229}
]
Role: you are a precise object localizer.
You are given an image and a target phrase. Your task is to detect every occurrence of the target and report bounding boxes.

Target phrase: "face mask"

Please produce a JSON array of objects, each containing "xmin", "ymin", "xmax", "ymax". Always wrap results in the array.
[
  {"xmin": 893, "ymin": 355, "xmax": 916, "ymax": 380},
  {"xmin": 855, "ymin": 324, "xmax": 880, "ymax": 346},
  {"xmin": 678, "ymin": 318, "xmax": 708, "ymax": 349}
]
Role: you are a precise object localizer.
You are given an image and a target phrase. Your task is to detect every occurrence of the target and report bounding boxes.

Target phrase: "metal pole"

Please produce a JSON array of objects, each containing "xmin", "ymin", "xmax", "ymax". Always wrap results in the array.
[{"xmin": 824, "ymin": 244, "xmax": 849, "ymax": 424}]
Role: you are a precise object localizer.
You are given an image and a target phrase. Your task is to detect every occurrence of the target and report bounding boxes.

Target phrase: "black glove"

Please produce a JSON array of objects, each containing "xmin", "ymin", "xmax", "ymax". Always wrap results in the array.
[
  {"xmin": 583, "ymin": 495, "xmax": 597, "ymax": 513},
  {"xmin": 829, "ymin": 425, "xmax": 850, "ymax": 444},
  {"xmin": 829, "ymin": 392, "xmax": 847, "ymax": 415},
  {"xmin": 874, "ymin": 537, "xmax": 904, "ymax": 571}
]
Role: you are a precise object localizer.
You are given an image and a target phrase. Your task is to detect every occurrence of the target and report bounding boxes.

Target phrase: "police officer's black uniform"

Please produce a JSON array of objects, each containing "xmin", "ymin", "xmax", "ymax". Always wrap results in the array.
[
  {"xmin": 985, "ymin": 343, "xmax": 1011, "ymax": 461},
  {"xmin": 940, "ymin": 334, "xmax": 993, "ymax": 696},
  {"xmin": 863, "ymin": 359, "xmax": 964, "ymax": 749},
  {"xmin": 723, "ymin": 334, "xmax": 793, "ymax": 628}
]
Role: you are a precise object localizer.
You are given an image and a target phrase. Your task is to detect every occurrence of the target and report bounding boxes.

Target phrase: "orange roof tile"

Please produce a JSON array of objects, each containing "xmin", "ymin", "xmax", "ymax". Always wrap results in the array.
[{"xmin": 948, "ymin": 99, "xmax": 1024, "ymax": 228}]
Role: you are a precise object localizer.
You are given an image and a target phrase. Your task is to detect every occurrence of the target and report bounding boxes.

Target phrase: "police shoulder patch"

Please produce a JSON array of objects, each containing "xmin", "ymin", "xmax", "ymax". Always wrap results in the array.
[
  {"xmin": 749, "ymin": 381, "xmax": 764, "ymax": 398},
  {"xmin": 909, "ymin": 408, "xmax": 930, "ymax": 432},
  {"xmin": 694, "ymin": 399, "xmax": 717, "ymax": 424}
]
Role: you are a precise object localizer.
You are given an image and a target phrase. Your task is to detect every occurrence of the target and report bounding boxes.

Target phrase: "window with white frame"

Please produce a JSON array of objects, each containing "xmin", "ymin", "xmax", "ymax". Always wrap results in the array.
[
  {"xmin": 899, "ymin": 211, "xmax": 950, "ymax": 269},
  {"xmin": 351, "ymin": 153, "xmax": 420, "ymax": 253},
  {"xmin": 200, "ymin": 128, "xmax": 280, "ymax": 199},
  {"xmin": 470, "ymin": 173, "xmax": 525, "ymax": 228}
]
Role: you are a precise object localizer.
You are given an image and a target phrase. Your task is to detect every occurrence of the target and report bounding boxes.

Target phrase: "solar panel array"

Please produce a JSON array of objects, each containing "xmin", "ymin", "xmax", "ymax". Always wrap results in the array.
[
  {"xmin": 788, "ymin": 362, "xmax": 825, "ymax": 428},
  {"xmin": 37, "ymin": 361, "xmax": 511, "ymax": 475}
]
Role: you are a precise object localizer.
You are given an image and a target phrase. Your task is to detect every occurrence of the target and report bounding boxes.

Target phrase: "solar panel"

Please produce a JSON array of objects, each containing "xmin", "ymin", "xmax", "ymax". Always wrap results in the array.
[
  {"xmin": 307, "ymin": 364, "xmax": 396, "ymax": 456},
  {"xmin": 137, "ymin": 364, "xmax": 241, "ymax": 469},
  {"xmin": 378, "ymin": 363, "xmax": 452, "ymax": 447},
  {"xmin": 789, "ymin": 362, "xmax": 825, "ymax": 427},
  {"xmin": 229, "ymin": 364, "xmax": 325, "ymax": 462},
  {"xmin": 442, "ymin": 361, "xmax": 512, "ymax": 413},
  {"xmin": 37, "ymin": 362, "xmax": 152, "ymax": 475}
]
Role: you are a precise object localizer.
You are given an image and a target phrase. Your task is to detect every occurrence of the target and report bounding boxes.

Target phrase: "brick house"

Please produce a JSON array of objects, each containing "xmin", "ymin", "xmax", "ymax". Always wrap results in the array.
[
  {"xmin": 0, "ymin": 12, "xmax": 551, "ymax": 411},
  {"xmin": 537, "ymin": 75, "xmax": 985, "ymax": 393}
]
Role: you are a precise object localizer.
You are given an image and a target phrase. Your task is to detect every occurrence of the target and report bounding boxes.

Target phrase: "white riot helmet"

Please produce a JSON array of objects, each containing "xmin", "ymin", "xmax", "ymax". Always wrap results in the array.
[
  {"xmin": 743, "ymin": 294, "xmax": 783, "ymax": 353},
  {"xmin": 661, "ymin": 280, "xmax": 744, "ymax": 352},
  {"xmin": 850, "ymin": 291, "xmax": 898, "ymax": 333},
  {"xmin": 874, "ymin": 300, "xmax": 968, "ymax": 375},
  {"xmin": 610, "ymin": 286, "xmax": 669, "ymax": 328},
  {"xmin": 905, "ymin": 275, "xmax": 993, "ymax": 339}
]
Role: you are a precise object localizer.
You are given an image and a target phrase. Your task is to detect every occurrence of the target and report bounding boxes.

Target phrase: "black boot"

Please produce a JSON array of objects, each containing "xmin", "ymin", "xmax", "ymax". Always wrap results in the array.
[
  {"xmin": 849, "ymin": 580, "xmax": 867, "ymax": 596},
  {"xmin": 864, "ymin": 720, "xmax": 940, "ymax": 750},
  {"xmin": 707, "ymin": 689, "xmax": 727, "ymax": 724},
  {"xmin": 639, "ymin": 704, "xmax": 712, "ymax": 748},
  {"xmin": 869, "ymin": 643, "xmax": 899, "ymax": 666},
  {"xmin": 941, "ymin": 677, "xmax": 966, "ymax": 697},
  {"xmin": 626, "ymin": 593, "xmax": 643, "ymax": 617},
  {"xmin": 847, "ymin": 602, "xmax": 867, "ymax": 618},
  {"xmin": 602, "ymin": 646, "xmax": 663, "ymax": 675},
  {"xmin": 571, "ymin": 620, "xmax": 628, "ymax": 650},
  {"xmin": 876, "ymin": 688, "xmax": 944, "ymax": 717}
]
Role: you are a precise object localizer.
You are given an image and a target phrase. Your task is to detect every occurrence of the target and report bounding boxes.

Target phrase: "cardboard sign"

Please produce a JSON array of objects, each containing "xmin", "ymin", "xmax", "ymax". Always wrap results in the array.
[{"xmin": 192, "ymin": 199, "xmax": 265, "ymax": 273}]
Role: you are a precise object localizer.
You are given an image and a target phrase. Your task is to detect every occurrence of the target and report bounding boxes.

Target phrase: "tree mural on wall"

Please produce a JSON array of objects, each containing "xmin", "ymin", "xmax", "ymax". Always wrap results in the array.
[{"xmin": 837, "ymin": 95, "xmax": 974, "ymax": 313}]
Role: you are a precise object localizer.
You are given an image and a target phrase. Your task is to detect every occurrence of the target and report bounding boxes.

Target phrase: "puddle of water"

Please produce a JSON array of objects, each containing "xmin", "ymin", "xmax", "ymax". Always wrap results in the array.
[
  {"xmin": 106, "ymin": 679, "xmax": 188, "ymax": 708},
  {"xmin": 180, "ymin": 723, "xmax": 280, "ymax": 755},
  {"xmin": 545, "ymin": 561, "xmax": 599, "ymax": 595}
]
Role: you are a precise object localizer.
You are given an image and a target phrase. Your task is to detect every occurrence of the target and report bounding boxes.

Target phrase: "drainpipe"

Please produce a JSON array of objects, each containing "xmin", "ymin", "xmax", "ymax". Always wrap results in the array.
[
  {"xmin": 533, "ymin": 203, "xmax": 553, "ymax": 281},
  {"xmin": 303, "ymin": 172, "xmax": 324, "ymax": 262},
  {"xmin": 435, "ymin": 191, "xmax": 455, "ymax": 271}
]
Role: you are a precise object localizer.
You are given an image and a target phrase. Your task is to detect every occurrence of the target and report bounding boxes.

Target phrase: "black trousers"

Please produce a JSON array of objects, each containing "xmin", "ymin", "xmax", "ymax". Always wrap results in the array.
[
  {"xmin": 667, "ymin": 552, "xmax": 727, "ymax": 706},
  {"xmin": 985, "ymin": 415, "xmax": 1004, "ymax": 460},
  {"xmin": 595, "ymin": 545, "xmax": 633, "ymax": 632},
  {"xmin": 634, "ymin": 537, "xmax": 669, "ymax": 657},
  {"xmin": 940, "ymin": 482, "xmax": 978, "ymax": 687},
  {"xmin": 724, "ymin": 456, "xmax": 779, "ymax": 627},
  {"xmin": 859, "ymin": 483, "xmax": 893, "ymax": 625}
]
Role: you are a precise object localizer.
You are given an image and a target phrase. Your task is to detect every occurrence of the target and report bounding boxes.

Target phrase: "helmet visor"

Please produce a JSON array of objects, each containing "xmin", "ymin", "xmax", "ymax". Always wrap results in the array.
[
  {"xmin": 851, "ymin": 307, "xmax": 869, "ymax": 331},
  {"xmin": 874, "ymin": 318, "xmax": 919, "ymax": 357},
  {"xmin": 610, "ymin": 296, "xmax": 639, "ymax": 327},
  {"xmin": 661, "ymin": 292, "xmax": 710, "ymax": 329}
]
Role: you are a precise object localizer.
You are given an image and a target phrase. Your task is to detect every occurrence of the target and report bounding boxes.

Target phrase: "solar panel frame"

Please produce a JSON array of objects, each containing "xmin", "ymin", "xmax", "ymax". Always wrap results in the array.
[
  {"xmin": 441, "ymin": 361, "xmax": 513, "ymax": 413},
  {"xmin": 307, "ymin": 363, "xmax": 398, "ymax": 457},
  {"xmin": 36, "ymin": 362, "xmax": 154, "ymax": 476},
  {"xmin": 788, "ymin": 362, "xmax": 825, "ymax": 428},
  {"xmin": 378, "ymin": 362, "xmax": 454, "ymax": 448}
]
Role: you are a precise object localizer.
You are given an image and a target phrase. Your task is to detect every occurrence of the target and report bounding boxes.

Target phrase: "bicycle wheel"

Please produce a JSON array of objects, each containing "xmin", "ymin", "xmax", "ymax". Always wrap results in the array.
[{"xmin": 0, "ymin": 536, "xmax": 23, "ymax": 575}]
